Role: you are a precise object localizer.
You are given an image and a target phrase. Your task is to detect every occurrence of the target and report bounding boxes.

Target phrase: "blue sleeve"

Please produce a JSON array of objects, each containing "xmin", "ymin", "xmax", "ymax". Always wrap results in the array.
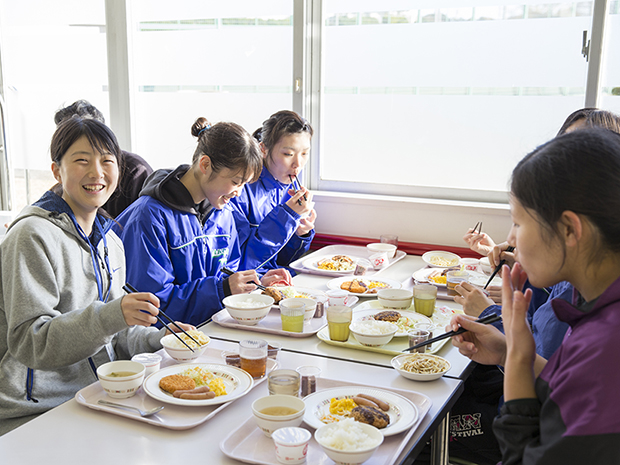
[
  {"xmin": 115, "ymin": 210, "xmax": 226, "ymax": 327},
  {"xmin": 276, "ymin": 228, "xmax": 315, "ymax": 269},
  {"xmin": 479, "ymin": 304, "xmax": 504, "ymax": 332},
  {"xmin": 531, "ymin": 282, "xmax": 571, "ymax": 360}
]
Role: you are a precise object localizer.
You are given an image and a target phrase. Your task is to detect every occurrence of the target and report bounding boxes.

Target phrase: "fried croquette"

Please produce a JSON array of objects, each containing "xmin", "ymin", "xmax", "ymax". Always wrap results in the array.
[
  {"xmin": 262, "ymin": 287, "xmax": 285, "ymax": 304},
  {"xmin": 159, "ymin": 374, "xmax": 196, "ymax": 394},
  {"xmin": 374, "ymin": 310, "xmax": 401, "ymax": 323},
  {"xmin": 350, "ymin": 405, "xmax": 390, "ymax": 429},
  {"xmin": 340, "ymin": 280, "xmax": 368, "ymax": 294}
]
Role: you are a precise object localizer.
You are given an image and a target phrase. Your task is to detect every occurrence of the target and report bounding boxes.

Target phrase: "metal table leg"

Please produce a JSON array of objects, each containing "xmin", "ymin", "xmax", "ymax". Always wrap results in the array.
[{"xmin": 430, "ymin": 413, "xmax": 450, "ymax": 465}]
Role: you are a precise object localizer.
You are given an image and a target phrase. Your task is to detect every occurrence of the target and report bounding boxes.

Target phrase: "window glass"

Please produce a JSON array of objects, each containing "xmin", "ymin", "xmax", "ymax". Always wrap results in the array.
[
  {"xmin": 130, "ymin": 0, "xmax": 294, "ymax": 169},
  {"xmin": 320, "ymin": 1, "xmax": 592, "ymax": 201},
  {"xmin": 599, "ymin": 1, "xmax": 620, "ymax": 115}
]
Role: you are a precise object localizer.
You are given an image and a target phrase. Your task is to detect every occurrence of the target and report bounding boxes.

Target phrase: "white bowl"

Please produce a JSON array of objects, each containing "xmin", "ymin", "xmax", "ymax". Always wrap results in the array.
[
  {"xmin": 366, "ymin": 242, "xmax": 397, "ymax": 259},
  {"xmin": 97, "ymin": 360, "xmax": 146, "ymax": 398},
  {"xmin": 422, "ymin": 250, "xmax": 461, "ymax": 268},
  {"xmin": 293, "ymin": 297, "xmax": 317, "ymax": 321},
  {"xmin": 252, "ymin": 394, "xmax": 306, "ymax": 437},
  {"xmin": 160, "ymin": 332, "xmax": 209, "ymax": 363},
  {"xmin": 349, "ymin": 320, "xmax": 398, "ymax": 347},
  {"xmin": 391, "ymin": 353, "xmax": 451, "ymax": 381},
  {"xmin": 223, "ymin": 294, "xmax": 275, "ymax": 326},
  {"xmin": 315, "ymin": 419, "xmax": 384, "ymax": 465},
  {"xmin": 479, "ymin": 256, "xmax": 493, "ymax": 274},
  {"xmin": 376, "ymin": 288, "xmax": 413, "ymax": 309}
]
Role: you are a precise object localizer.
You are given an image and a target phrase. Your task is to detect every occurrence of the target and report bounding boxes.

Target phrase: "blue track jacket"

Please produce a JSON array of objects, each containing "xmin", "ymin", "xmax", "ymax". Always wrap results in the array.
[
  {"xmin": 230, "ymin": 167, "xmax": 314, "ymax": 275},
  {"xmin": 114, "ymin": 166, "xmax": 240, "ymax": 326}
]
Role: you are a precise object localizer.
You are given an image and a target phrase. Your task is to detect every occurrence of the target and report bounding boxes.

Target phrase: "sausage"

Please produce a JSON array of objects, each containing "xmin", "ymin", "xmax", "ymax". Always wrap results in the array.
[
  {"xmin": 179, "ymin": 391, "xmax": 216, "ymax": 400},
  {"xmin": 172, "ymin": 386, "xmax": 211, "ymax": 398},
  {"xmin": 352, "ymin": 396, "xmax": 380, "ymax": 410},
  {"xmin": 356, "ymin": 393, "xmax": 389, "ymax": 411}
]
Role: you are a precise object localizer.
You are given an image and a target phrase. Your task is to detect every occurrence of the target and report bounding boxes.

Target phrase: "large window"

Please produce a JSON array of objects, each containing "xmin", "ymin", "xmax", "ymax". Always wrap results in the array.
[
  {"xmin": 130, "ymin": 0, "xmax": 294, "ymax": 169},
  {"xmin": 317, "ymin": 1, "xmax": 598, "ymax": 202}
]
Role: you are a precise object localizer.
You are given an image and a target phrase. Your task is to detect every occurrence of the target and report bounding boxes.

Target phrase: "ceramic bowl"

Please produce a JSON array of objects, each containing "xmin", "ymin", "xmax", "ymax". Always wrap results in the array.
[
  {"xmin": 223, "ymin": 294, "xmax": 275, "ymax": 326},
  {"xmin": 292, "ymin": 297, "xmax": 317, "ymax": 321},
  {"xmin": 349, "ymin": 320, "xmax": 398, "ymax": 347},
  {"xmin": 97, "ymin": 360, "xmax": 146, "ymax": 399},
  {"xmin": 376, "ymin": 288, "xmax": 413, "ymax": 309},
  {"xmin": 252, "ymin": 394, "xmax": 306, "ymax": 437},
  {"xmin": 479, "ymin": 256, "xmax": 493, "ymax": 274},
  {"xmin": 160, "ymin": 333, "xmax": 209, "ymax": 363},
  {"xmin": 391, "ymin": 353, "xmax": 451, "ymax": 381},
  {"xmin": 314, "ymin": 419, "xmax": 384, "ymax": 465},
  {"xmin": 422, "ymin": 250, "xmax": 461, "ymax": 268},
  {"xmin": 366, "ymin": 242, "xmax": 397, "ymax": 259}
]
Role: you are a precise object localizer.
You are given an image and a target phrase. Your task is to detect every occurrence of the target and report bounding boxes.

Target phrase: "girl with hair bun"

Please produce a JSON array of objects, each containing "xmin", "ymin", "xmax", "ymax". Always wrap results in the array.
[
  {"xmin": 115, "ymin": 118, "xmax": 291, "ymax": 326},
  {"xmin": 230, "ymin": 110, "xmax": 316, "ymax": 274},
  {"xmin": 450, "ymin": 127, "xmax": 620, "ymax": 464},
  {"xmin": 0, "ymin": 115, "xmax": 186, "ymax": 436}
]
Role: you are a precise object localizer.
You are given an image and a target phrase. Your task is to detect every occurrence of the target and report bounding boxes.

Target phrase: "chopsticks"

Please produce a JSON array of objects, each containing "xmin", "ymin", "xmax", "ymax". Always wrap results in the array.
[
  {"xmin": 288, "ymin": 174, "xmax": 307, "ymax": 206},
  {"xmin": 472, "ymin": 221, "xmax": 482, "ymax": 235},
  {"xmin": 403, "ymin": 313, "xmax": 502, "ymax": 352},
  {"xmin": 122, "ymin": 283, "xmax": 198, "ymax": 352},
  {"xmin": 220, "ymin": 267, "xmax": 267, "ymax": 291},
  {"xmin": 483, "ymin": 246, "xmax": 515, "ymax": 289}
]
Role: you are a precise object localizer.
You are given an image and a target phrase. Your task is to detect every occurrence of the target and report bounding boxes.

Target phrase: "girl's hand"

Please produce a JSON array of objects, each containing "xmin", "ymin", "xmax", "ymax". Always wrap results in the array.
[
  {"xmin": 463, "ymin": 229, "xmax": 496, "ymax": 256},
  {"xmin": 261, "ymin": 268, "xmax": 293, "ymax": 287},
  {"xmin": 490, "ymin": 242, "xmax": 516, "ymax": 268},
  {"xmin": 501, "ymin": 263, "xmax": 537, "ymax": 400},
  {"xmin": 164, "ymin": 322, "xmax": 196, "ymax": 336},
  {"xmin": 453, "ymin": 282, "xmax": 495, "ymax": 317},
  {"xmin": 296, "ymin": 209, "xmax": 316, "ymax": 236},
  {"xmin": 228, "ymin": 270, "xmax": 263, "ymax": 294},
  {"xmin": 286, "ymin": 188, "xmax": 314, "ymax": 216},
  {"xmin": 450, "ymin": 314, "xmax": 507, "ymax": 366},
  {"xmin": 121, "ymin": 292, "xmax": 160, "ymax": 327}
]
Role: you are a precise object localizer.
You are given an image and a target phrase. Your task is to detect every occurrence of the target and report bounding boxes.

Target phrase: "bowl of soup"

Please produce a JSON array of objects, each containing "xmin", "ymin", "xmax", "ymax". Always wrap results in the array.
[
  {"xmin": 96, "ymin": 360, "xmax": 146, "ymax": 398},
  {"xmin": 251, "ymin": 394, "xmax": 306, "ymax": 437}
]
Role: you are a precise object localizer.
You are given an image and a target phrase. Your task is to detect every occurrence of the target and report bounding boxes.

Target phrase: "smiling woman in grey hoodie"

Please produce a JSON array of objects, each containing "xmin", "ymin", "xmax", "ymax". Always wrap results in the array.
[{"xmin": 0, "ymin": 115, "xmax": 192, "ymax": 436}]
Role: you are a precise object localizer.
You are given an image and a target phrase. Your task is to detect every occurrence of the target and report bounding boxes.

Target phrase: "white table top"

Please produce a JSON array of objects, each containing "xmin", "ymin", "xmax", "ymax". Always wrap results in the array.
[
  {"xmin": 205, "ymin": 254, "xmax": 473, "ymax": 380},
  {"xmin": 0, "ymin": 338, "xmax": 463, "ymax": 465}
]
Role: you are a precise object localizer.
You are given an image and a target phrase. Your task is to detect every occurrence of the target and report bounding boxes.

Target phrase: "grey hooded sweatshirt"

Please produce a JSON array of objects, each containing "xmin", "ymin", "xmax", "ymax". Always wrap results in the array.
[{"xmin": 0, "ymin": 191, "xmax": 165, "ymax": 436}]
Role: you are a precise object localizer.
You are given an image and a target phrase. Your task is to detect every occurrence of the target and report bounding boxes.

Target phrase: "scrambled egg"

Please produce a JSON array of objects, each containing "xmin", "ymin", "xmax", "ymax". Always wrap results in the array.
[
  {"xmin": 329, "ymin": 397, "xmax": 357, "ymax": 415},
  {"xmin": 208, "ymin": 378, "xmax": 227, "ymax": 396}
]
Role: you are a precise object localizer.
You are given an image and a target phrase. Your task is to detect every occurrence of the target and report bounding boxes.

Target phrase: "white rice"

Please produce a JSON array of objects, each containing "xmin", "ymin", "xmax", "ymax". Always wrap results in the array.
[
  {"xmin": 351, "ymin": 320, "xmax": 396, "ymax": 335},
  {"xmin": 231, "ymin": 298, "xmax": 268, "ymax": 308},
  {"xmin": 318, "ymin": 418, "xmax": 379, "ymax": 451}
]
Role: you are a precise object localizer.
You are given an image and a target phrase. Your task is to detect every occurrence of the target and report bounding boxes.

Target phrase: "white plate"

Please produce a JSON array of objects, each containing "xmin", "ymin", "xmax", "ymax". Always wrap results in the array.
[
  {"xmin": 412, "ymin": 267, "xmax": 448, "ymax": 287},
  {"xmin": 302, "ymin": 386, "xmax": 418, "ymax": 436},
  {"xmin": 467, "ymin": 271, "xmax": 502, "ymax": 288},
  {"xmin": 271, "ymin": 286, "xmax": 327, "ymax": 302},
  {"xmin": 422, "ymin": 250, "xmax": 461, "ymax": 268},
  {"xmin": 143, "ymin": 363, "xmax": 253, "ymax": 407},
  {"xmin": 302, "ymin": 254, "xmax": 360, "ymax": 275},
  {"xmin": 353, "ymin": 304, "xmax": 432, "ymax": 337},
  {"xmin": 326, "ymin": 276, "xmax": 402, "ymax": 296}
]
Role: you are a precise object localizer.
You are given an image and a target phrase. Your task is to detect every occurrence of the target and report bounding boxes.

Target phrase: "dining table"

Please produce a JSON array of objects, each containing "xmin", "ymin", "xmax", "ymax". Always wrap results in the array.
[{"xmin": 0, "ymin": 250, "xmax": 474, "ymax": 465}]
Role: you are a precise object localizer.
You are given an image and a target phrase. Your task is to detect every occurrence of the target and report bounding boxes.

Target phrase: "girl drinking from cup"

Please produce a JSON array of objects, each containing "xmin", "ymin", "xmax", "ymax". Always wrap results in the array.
[
  {"xmin": 230, "ymin": 110, "xmax": 316, "ymax": 275},
  {"xmin": 450, "ymin": 128, "xmax": 620, "ymax": 463},
  {"xmin": 0, "ymin": 115, "xmax": 186, "ymax": 436},
  {"xmin": 115, "ymin": 118, "xmax": 291, "ymax": 326}
]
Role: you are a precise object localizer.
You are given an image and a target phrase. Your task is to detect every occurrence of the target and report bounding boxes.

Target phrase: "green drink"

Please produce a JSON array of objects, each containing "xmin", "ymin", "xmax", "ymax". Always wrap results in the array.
[
  {"xmin": 414, "ymin": 296, "xmax": 436, "ymax": 317},
  {"xmin": 281, "ymin": 313, "xmax": 304, "ymax": 332},
  {"xmin": 328, "ymin": 320, "xmax": 351, "ymax": 342}
]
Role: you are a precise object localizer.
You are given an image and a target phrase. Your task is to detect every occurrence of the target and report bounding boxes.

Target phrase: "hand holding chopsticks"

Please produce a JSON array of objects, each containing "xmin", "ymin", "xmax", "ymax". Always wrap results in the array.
[
  {"xmin": 220, "ymin": 267, "xmax": 267, "ymax": 291},
  {"xmin": 484, "ymin": 246, "xmax": 515, "ymax": 289},
  {"xmin": 288, "ymin": 174, "xmax": 307, "ymax": 206},
  {"xmin": 403, "ymin": 313, "xmax": 502, "ymax": 352},
  {"xmin": 122, "ymin": 283, "xmax": 198, "ymax": 352}
]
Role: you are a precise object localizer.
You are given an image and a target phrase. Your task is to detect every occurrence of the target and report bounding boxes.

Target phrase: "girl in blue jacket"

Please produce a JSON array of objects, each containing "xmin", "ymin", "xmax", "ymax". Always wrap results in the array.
[
  {"xmin": 230, "ymin": 110, "xmax": 316, "ymax": 275},
  {"xmin": 115, "ymin": 118, "xmax": 291, "ymax": 326}
]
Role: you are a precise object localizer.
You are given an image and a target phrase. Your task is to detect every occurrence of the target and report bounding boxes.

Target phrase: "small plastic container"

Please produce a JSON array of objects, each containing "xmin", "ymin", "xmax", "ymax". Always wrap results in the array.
[
  {"xmin": 272, "ymin": 427, "xmax": 312, "ymax": 464},
  {"xmin": 131, "ymin": 353, "xmax": 162, "ymax": 376}
]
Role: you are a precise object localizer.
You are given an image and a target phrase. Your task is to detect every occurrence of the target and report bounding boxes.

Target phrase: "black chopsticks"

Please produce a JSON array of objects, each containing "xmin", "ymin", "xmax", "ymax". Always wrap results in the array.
[
  {"xmin": 122, "ymin": 283, "xmax": 198, "ymax": 352},
  {"xmin": 220, "ymin": 267, "xmax": 267, "ymax": 291},
  {"xmin": 472, "ymin": 221, "xmax": 482, "ymax": 235},
  {"xmin": 403, "ymin": 313, "xmax": 502, "ymax": 352},
  {"xmin": 289, "ymin": 174, "xmax": 307, "ymax": 206},
  {"xmin": 483, "ymin": 246, "xmax": 515, "ymax": 289}
]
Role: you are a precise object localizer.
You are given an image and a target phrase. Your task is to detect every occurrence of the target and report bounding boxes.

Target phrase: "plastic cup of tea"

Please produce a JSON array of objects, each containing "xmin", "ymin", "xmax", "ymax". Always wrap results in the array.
[
  {"xmin": 326, "ymin": 305, "xmax": 352, "ymax": 342},
  {"xmin": 414, "ymin": 321, "xmax": 436, "ymax": 340},
  {"xmin": 239, "ymin": 339, "xmax": 268, "ymax": 378},
  {"xmin": 380, "ymin": 234, "xmax": 399, "ymax": 247},
  {"xmin": 412, "ymin": 284, "xmax": 437, "ymax": 317},
  {"xmin": 268, "ymin": 369, "xmax": 301, "ymax": 396},
  {"xmin": 296, "ymin": 366, "xmax": 321, "ymax": 397},
  {"xmin": 314, "ymin": 296, "xmax": 327, "ymax": 318},
  {"xmin": 272, "ymin": 427, "xmax": 312, "ymax": 464},
  {"xmin": 408, "ymin": 329, "xmax": 430, "ymax": 353},
  {"xmin": 280, "ymin": 298, "xmax": 305, "ymax": 333},
  {"xmin": 353, "ymin": 258, "xmax": 371, "ymax": 276},
  {"xmin": 268, "ymin": 342, "xmax": 282, "ymax": 361},
  {"xmin": 326, "ymin": 289, "xmax": 348, "ymax": 306},
  {"xmin": 446, "ymin": 270, "xmax": 470, "ymax": 296}
]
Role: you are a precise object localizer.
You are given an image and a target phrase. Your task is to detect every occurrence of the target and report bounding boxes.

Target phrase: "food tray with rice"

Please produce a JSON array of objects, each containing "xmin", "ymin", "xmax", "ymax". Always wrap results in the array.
[
  {"xmin": 220, "ymin": 377, "xmax": 431, "ymax": 465},
  {"xmin": 410, "ymin": 268, "xmax": 501, "ymax": 300},
  {"xmin": 75, "ymin": 347, "xmax": 277, "ymax": 430},
  {"xmin": 212, "ymin": 305, "xmax": 327, "ymax": 337},
  {"xmin": 316, "ymin": 303, "xmax": 462, "ymax": 355},
  {"xmin": 289, "ymin": 244, "xmax": 407, "ymax": 277}
]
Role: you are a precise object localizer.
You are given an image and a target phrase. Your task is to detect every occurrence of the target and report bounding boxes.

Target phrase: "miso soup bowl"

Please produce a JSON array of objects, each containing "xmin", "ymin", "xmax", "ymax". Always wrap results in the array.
[
  {"xmin": 97, "ymin": 360, "xmax": 146, "ymax": 399},
  {"xmin": 252, "ymin": 394, "xmax": 306, "ymax": 437}
]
